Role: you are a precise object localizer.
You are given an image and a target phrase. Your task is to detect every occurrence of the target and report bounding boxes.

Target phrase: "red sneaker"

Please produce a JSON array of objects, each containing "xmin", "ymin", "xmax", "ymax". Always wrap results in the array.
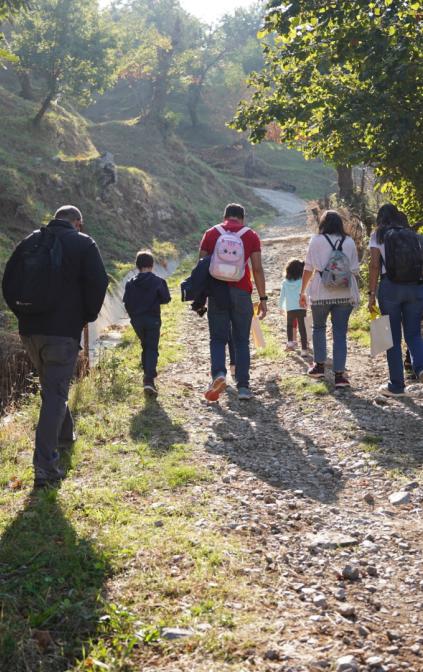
[{"xmin": 204, "ymin": 375, "xmax": 226, "ymax": 402}]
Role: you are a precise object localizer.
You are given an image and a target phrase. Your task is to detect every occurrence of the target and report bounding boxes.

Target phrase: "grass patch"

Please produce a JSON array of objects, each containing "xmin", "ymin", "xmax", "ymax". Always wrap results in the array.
[
  {"xmin": 349, "ymin": 301, "xmax": 372, "ymax": 348},
  {"xmin": 255, "ymin": 321, "xmax": 286, "ymax": 361},
  {"xmin": 359, "ymin": 434, "xmax": 382, "ymax": 454},
  {"xmin": 279, "ymin": 374, "xmax": 330, "ymax": 398}
]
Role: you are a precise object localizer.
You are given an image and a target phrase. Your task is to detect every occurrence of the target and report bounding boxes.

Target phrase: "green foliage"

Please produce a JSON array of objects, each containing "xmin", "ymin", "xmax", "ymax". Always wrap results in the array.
[
  {"xmin": 11, "ymin": 0, "xmax": 117, "ymax": 123},
  {"xmin": 233, "ymin": 0, "xmax": 423, "ymax": 220},
  {"xmin": 0, "ymin": 0, "xmax": 28, "ymax": 61}
]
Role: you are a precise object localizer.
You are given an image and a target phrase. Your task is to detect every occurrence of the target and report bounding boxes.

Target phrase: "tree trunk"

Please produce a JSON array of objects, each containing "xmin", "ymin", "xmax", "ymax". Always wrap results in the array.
[
  {"xmin": 17, "ymin": 70, "xmax": 34, "ymax": 101},
  {"xmin": 32, "ymin": 91, "xmax": 55, "ymax": 127},
  {"xmin": 336, "ymin": 165, "xmax": 354, "ymax": 202},
  {"xmin": 187, "ymin": 83, "xmax": 201, "ymax": 128}
]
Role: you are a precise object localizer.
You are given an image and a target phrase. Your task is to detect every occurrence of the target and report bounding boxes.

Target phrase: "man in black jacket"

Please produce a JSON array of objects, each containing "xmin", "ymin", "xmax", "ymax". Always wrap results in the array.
[{"xmin": 2, "ymin": 205, "xmax": 109, "ymax": 488}]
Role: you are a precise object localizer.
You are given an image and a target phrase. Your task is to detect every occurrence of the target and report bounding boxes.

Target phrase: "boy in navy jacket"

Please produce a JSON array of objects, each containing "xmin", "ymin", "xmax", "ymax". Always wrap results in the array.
[{"xmin": 123, "ymin": 250, "xmax": 171, "ymax": 396}]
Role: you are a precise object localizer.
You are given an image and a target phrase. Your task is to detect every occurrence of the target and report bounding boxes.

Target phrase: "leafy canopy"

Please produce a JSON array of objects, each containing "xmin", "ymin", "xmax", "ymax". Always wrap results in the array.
[
  {"xmin": 11, "ymin": 0, "xmax": 117, "ymax": 117},
  {"xmin": 233, "ymin": 0, "xmax": 423, "ymax": 218}
]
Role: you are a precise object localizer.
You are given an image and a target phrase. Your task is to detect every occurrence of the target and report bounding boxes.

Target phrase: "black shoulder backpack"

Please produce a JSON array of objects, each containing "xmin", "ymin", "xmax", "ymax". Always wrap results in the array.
[
  {"xmin": 383, "ymin": 227, "xmax": 423, "ymax": 284},
  {"xmin": 2, "ymin": 228, "xmax": 66, "ymax": 316}
]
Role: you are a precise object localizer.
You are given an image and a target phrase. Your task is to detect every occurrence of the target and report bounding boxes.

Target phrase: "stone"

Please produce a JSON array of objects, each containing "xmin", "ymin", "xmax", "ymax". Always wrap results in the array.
[
  {"xmin": 313, "ymin": 594, "xmax": 328, "ymax": 609},
  {"xmin": 342, "ymin": 565, "xmax": 361, "ymax": 581},
  {"xmin": 358, "ymin": 625, "xmax": 370, "ymax": 637},
  {"xmin": 367, "ymin": 565, "xmax": 378, "ymax": 578},
  {"xmin": 404, "ymin": 481, "xmax": 419, "ymax": 491},
  {"xmin": 364, "ymin": 492, "xmax": 375, "ymax": 505},
  {"xmin": 308, "ymin": 533, "xmax": 358, "ymax": 550},
  {"xmin": 336, "ymin": 654, "xmax": 359, "ymax": 671},
  {"xmin": 338, "ymin": 603, "xmax": 356, "ymax": 618},
  {"xmin": 366, "ymin": 656, "xmax": 384, "ymax": 667},
  {"xmin": 264, "ymin": 649, "xmax": 281, "ymax": 660},
  {"xmin": 389, "ymin": 491, "xmax": 411, "ymax": 505},
  {"xmin": 154, "ymin": 520, "xmax": 164, "ymax": 527},
  {"xmin": 162, "ymin": 627, "xmax": 194, "ymax": 640}
]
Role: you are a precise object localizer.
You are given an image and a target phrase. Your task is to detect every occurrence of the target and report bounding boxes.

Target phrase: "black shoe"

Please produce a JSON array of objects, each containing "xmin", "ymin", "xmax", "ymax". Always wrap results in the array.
[
  {"xmin": 144, "ymin": 380, "xmax": 158, "ymax": 397},
  {"xmin": 307, "ymin": 363, "xmax": 325, "ymax": 378},
  {"xmin": 34, "ymin": 468, "xmax": 65, "ymax": 489}
]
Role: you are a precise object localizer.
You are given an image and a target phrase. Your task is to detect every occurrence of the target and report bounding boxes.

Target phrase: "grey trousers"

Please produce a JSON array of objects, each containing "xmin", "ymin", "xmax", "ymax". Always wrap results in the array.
[{"xmin": 21, "ymin": 334, "xmax": 79, "ymax": 479}]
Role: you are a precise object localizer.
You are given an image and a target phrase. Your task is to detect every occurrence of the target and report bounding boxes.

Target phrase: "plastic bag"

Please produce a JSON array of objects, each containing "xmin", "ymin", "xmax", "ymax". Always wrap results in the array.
[
  {"xmin": 370, "ymin": 308, "xmax": 393, "ymax": 358},
  {"xmin": 251, "ymin": 303, "xmax": 266, "ymax": 349}
]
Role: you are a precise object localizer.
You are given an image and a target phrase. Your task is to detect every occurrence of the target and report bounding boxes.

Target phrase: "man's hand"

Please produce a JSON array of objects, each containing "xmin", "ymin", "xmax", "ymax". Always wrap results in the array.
[
  {"xmin": 257, "ymin": 299, "xmax": 267, "ymax": 320},
  {"xmin": 299, "ymin": 293, "xmax": 308, "ymax": 309}
]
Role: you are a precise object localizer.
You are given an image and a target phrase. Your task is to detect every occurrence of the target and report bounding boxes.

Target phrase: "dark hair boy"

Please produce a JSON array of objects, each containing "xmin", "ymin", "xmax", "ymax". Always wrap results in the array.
[{"xmin": 123, "ymin": 250, "xmax": 171, "ymax": 396}]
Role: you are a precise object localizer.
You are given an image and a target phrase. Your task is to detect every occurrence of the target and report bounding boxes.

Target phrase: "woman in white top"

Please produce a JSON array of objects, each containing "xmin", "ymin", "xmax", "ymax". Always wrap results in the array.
[{"xmin": 300, "ymin": 210, "xmax": 360, "ymax": 387}]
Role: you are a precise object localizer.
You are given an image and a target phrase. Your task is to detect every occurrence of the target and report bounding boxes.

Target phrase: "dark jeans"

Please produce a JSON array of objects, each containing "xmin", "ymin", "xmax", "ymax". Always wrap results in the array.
[
  {"xmin": 21, "ymin": 334, "xmax": 79, "ymax": 479},
  {"xmin": 287, "ymin": 309, "xmax": 307, "ymax": 349},
  {"xmin": 208, "ymin": 287, "xmax": 253, "ymax": 388},
  {"xmin": 311, "ymin": 302, "xmax": 353, "ymax": 372},
  {"xmin": 131, "ymin": 314, "xmax": 161, "ymax": 381},
  {"xmin": 378, "ymin": 277, "xmax": 423, "ymax": 392}
]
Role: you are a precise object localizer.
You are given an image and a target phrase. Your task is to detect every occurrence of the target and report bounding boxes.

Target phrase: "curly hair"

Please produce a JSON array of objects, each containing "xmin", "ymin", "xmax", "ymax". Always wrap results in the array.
[{"xmin": 285, "ymin": 258, "xmax": 304, "ymax": 281}]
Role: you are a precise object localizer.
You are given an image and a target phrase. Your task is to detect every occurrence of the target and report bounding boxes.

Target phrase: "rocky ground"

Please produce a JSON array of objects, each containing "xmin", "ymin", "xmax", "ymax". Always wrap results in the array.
[{"xmin": 155, "ymin": 199, "xmax": 423, "ymax": 671}]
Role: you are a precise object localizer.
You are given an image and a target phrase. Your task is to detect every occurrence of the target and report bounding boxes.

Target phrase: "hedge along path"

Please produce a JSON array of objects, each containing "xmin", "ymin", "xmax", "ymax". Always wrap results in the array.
[{"xmin": 0, "ymin": 211, "xmax": 423, "ymax": 672}]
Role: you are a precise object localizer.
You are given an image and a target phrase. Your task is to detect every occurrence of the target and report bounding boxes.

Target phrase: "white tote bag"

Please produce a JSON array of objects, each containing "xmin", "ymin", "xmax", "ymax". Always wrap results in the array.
[{"xmin": 370, "ymin": 314, "xmax": 393, "ymax": 358}]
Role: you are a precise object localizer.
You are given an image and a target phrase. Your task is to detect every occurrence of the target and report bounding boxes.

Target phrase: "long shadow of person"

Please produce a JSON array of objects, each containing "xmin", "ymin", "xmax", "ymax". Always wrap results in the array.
[
  {"xmin": 206, "ymin": 377, "xmax": 342, "ymax": 504},
  {"xmin": 130, "ymin": 397, "xmax": 189, "ymax": 454},
  {"xmin": 0, "ymin": 487, "xmax": 110, "ymax": 671},
  {"xmin": 333, "ymin": 386, "xmax": 423, "ymax": 472}
]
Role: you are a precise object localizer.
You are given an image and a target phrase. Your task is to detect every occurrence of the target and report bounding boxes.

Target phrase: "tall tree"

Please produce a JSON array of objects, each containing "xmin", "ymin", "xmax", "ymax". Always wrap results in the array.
[
  {"xmin": 233, "ymin": 0, "xmax": 423, "ymax": 217},
  {"xmin": 11, "ymin": 0, "xmax": 116, "ymax": 126},
  {"xmin": 0, "ymin": 0, "xmax": 27, "ymax": 61}
]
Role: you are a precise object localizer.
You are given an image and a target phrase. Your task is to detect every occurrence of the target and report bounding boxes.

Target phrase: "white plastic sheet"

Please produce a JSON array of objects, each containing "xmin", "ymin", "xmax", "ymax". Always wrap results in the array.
[{"xmin": 370, "ymin": 314, "xmax": 393, "ymax": 358}]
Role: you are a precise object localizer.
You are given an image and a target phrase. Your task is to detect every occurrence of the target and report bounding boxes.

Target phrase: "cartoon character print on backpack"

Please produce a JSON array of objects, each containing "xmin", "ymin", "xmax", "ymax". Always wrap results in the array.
[
  {"xmin": 320, "ymin": 234, "xmax": 352, "ymax": 289},
  {"xmin": 209, "ymin": 224, "xmax": 250, "ymax": 282}
]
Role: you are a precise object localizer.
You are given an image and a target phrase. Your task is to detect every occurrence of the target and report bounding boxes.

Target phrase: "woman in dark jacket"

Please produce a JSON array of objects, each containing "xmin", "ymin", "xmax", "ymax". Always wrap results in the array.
[{"xmin": 368, "ymin": 203, "xmax": 423, "ymax": 396}]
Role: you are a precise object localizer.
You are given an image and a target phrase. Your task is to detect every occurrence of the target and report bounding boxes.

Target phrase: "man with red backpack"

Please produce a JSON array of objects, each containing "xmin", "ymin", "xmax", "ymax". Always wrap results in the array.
[{"xmin": 199, "ymin": 203, "xmax": 267, "ymax": 401}]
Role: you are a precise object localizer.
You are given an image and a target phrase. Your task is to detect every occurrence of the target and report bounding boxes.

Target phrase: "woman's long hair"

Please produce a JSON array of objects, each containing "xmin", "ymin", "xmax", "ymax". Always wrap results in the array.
[
  {"xmin": 318, "ymin": 210, "xmax": 346, "ymax": 236},
  {"xmin": 376, "ymin": 203, "xmax": 408, "ymax": 243}
]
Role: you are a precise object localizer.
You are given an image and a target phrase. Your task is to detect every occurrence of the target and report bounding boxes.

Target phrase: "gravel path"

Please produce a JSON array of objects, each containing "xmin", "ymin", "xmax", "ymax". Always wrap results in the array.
[{"xmin": 160, "ymin": 193, "xmax": 423, "ymax": 671}]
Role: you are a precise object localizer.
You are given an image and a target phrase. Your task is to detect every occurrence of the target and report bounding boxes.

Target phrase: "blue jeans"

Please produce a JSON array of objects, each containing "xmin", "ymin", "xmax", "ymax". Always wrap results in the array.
[
  {"xmin": 311, "ymin": 302, "xmax": 353, "ymax": 372},
  {"xmin": 131, "ymin": 314, "xmax": 161, "ymax": 381},
  {"xmin": 208, "ymin": 287, "xmax": 253, "ymax": 388},
  {"xmin": 378, "ymin": 277, "xmax": 423, "ymax": 392}
]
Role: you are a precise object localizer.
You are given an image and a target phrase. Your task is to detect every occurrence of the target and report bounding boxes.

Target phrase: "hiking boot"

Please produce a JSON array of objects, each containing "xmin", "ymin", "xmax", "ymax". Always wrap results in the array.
[
  {"xmin": 335, "ymin": 372, "xmax": 351, "ymax": 388},
  {"xmin": 378, "ymin": 383, "xmax": 407, "ymax": 397},
  {"xmin": 34, "ymin": 468, "xmax": 65, "ymax": 490},
  {"xmin": 144, "ymin": 380, "xmax": 158, "ymax": 397},
  {"xmin": 238, "ymin": 387, "xmax": 253, "ymax": 401},
  {"xmin": 307, "ymin": 362, "xmax": 325, "ymax": 378},
  {"xmin": 204, "ymin": 374, "xmax": 226, "ymax": 402}
]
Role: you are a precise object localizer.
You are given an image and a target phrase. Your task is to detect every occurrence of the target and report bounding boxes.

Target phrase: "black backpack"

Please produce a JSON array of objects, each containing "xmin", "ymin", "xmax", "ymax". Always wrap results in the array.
[
  {"xmin": 383, "ymin": 227, "xmax": 423, "ymax": 284},
  {"xmin": 2, "ymin": 228, "xmax": 66, "ymax": 316}
]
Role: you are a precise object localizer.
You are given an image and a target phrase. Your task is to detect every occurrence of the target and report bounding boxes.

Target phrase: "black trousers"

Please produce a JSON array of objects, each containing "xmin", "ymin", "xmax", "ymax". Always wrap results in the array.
[
  {"xmin": 131, "ymin": 314, "xmax": 161, "ymax": 381},
  {"xmin": 287, "ymin": 309, "xmax": 308, "ymax": 349}
]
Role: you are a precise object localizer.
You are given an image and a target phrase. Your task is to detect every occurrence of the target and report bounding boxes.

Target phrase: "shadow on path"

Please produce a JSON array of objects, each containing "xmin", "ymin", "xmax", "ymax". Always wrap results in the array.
[
  {"xmin": 206, "ymin": 378, "xmax": 342, "ymax": 504},
  {"xmin": 334, "ymin": 387, "xmax": 423, "ymax": 471},
  {"xmin": 0, "ymin": 488, "xmax": 110, "ymax": 672},
  {"xmin": 130, "ymin": 397, "xmax": 189, "ymax": 454}
]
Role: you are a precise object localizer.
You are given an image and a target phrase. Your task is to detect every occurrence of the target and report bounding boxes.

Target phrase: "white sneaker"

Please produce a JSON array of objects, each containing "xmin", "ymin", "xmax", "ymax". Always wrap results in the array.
[
  {"xmin": 285, "ymin": 341, "xmax": 297, "ymax": 351},
  {"xmin": 378, "ymin": 383, "xmax": 407, "ymax": 397},
  {"xmin": 301, "ymin": 349, "xmax": 309, "ymax": 357}
]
